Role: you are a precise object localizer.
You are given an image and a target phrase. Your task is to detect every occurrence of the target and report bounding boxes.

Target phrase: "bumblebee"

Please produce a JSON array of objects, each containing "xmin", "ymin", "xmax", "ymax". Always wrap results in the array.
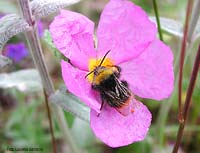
[{"xmin": 86, "ymin": 51, "xmax": 133, "ymax": 116}]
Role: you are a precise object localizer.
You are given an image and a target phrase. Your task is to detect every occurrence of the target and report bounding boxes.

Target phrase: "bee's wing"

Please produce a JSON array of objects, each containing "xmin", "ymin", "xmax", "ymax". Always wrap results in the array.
[{"xmin": 114, "ymin": 77, "xmax": 134, "ymax": 116}]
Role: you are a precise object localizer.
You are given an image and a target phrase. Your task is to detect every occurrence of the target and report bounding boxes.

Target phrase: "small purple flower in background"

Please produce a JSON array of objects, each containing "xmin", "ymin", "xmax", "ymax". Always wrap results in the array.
[
  {"xmin": 3, "ymin": 43, "xmax": 29, "ymax": 63},
  {"xmin": 0, "ymin": 13, "xmax": 44, "ymax": 63},
  {"xmin": 50, "ymin": 0, "xmax": 174, "ymax": 147}
]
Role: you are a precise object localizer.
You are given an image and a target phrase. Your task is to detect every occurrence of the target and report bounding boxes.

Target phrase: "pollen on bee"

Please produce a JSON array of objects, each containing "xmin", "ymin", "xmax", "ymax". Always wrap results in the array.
[{"xmin": 87, "ymin": 57, "xmax": 115, "ymax": 83}]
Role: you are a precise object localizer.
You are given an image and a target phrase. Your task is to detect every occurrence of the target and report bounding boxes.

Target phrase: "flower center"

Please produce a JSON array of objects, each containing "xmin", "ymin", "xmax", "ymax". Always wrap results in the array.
[{"xmin": 87, "ymin": 57, "xmax": 115, "ymax": 83}]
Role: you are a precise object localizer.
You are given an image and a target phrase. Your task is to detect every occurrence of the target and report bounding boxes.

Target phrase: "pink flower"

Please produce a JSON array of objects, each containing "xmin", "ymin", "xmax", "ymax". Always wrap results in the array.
[{"xmin": 50, "ymin": 0, "xmax": 174, "ymax": 147}]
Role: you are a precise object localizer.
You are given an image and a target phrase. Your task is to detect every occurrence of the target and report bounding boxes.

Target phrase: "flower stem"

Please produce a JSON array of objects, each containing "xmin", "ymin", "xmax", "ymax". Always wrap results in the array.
[
  {"xmin": 155, "ymin": 0, "xmax": 195, "ymax": 150},
  {"xmin": 155, "ymin": 43, "xmax": 193, "ymax": 151},
  {"xmin": 188, "ymin": 0, "xmax": 200, "ymax": 42},
  {"xmin": 44, "ymin": 90, "xmax": 57, "ymax": 153},
  {"xmin": 18, "ymin": 0, "xmax": 54, "ymax": 95},
  {"xmin": 18, "ymin": 1, "xmax": 79, "ymax": 153},
  {"xmin": 178, "ymin": 0, "xmax": 193, "ymax": 124},
  {"xmin": 152, "ymin": 0, "xmax": 163, "ymax": 41},
  {"xmin": 172, "ymin": 43, "xmax": 200, "ymax": 153}
]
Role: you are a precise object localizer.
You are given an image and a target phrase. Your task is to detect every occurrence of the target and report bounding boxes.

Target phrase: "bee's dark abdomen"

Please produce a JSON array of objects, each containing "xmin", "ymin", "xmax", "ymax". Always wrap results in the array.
[
  {"xmin": 92, "ymin": 74, "xmax": 115, "ymax": 90},
  {"xmin": 93, "ymin": 74, "xmax": 131, "ymax": 108},
  {"xmin": 100, "ymin": 75, "xmax": 116, "ymax": 90},
  {"xmin": 101, "ymin": 90, "xmax": 130, "ymax": 108}
]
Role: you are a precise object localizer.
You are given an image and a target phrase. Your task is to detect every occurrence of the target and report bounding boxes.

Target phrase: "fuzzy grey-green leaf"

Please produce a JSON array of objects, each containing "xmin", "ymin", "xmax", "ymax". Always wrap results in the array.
[
  {"xmin": 150, "ymin": 16, "xmax": 183, "ymax": 38},
  {"xmin": 0, "ymin": 69, "xmax": 42, "ymax": 92},
  {"xmin": 31, "ymin": 0, "xmax": 81, "ymax": 19},
  {"xmin": 0, "ymin": 14, "xmax": 30, "ymax": 51},
  {"xmin": 0, "ymin": 55, "xmax": 12, "ymax": 69},
  {"xmin": 49, "ymin": 86, "xmax": 90, "ymax": 122}
]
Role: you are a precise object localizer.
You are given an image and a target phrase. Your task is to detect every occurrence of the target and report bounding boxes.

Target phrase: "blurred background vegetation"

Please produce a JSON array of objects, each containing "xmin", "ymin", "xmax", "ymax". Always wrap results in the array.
[{"xmin": 0, "ymin": 0, "xmax": 200, "ymax": 153}]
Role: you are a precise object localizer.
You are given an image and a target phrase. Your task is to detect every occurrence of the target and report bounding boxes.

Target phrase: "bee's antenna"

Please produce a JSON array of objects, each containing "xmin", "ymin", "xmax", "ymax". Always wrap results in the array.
[
  {"xmin": 85, "ymin": 70, "xmax": 94, "ymax": 78},
  {"xmin": 99, "ymin": 50, "xmax": 111, "ymax": 67},
  {"xmin": 85, "ymin": 50, "xmax": 111, "ymax": 78}
]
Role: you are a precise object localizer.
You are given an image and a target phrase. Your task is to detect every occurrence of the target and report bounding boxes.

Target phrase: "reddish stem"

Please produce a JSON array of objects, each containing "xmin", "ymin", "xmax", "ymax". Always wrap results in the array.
[
  {"xmin": 173, "ymin": 44, "xmax": 200, "ymax": 153},
  {"xmin": 178, "ymin": 0, "xmax": 193, "ymax": 123}
]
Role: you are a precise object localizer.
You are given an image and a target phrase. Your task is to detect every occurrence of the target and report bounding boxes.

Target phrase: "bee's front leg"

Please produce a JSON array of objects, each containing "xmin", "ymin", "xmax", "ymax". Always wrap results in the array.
[{"xmin": 97, "ymin": 94, "xmax": 105, "ymax": 117}]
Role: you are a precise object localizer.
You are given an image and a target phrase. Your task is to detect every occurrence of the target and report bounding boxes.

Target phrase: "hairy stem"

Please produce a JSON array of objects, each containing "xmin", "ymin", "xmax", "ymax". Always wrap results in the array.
[
  {"xmin": 178, "ymin": 0, "xmax": 193, "ymax": 123},
  {"xmin": 18, "ymin": 0, "xmax": 54, "ymax": 95},
  {"xmin": 172, "ymin": 44, "xmax": 200, "ymax": 153},
  {"xmin": 152, "ymin": 0, "xmax": 163, "ymax": 41},
  {"xmin": 18, "ymin": 1, "xmax": 79, "ymax": 153}
]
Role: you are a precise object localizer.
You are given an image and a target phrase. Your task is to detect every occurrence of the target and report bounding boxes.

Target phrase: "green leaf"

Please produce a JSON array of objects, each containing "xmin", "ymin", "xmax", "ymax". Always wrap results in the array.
[
  {"xmin": 150, "ymin": 16, "xmax": 183, "ymax": 38},
  {"xmin": 43, "ymin": 30, "xmax": 62, "ymax": 59},
  {"xmin": 0, "ymin": 69, "xmax": 42, "ymax": 92},
  {"xmin": 4, "ymin": 92, "xmax": 52, "ymax": 151},
  {"xmin": 49, "ymin": 85, "xmax": 90, "ymax": 122}
]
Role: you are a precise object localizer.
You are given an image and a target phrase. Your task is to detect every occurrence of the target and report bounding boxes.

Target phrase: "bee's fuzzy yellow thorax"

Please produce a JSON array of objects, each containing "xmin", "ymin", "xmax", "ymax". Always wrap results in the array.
[{"xmin": 87, "ymin": 58, "xmax": 116, "ymax": 84}]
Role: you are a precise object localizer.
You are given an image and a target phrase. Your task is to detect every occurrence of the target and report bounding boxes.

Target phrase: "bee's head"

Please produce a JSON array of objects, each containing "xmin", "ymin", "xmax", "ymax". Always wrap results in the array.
[
  {"xmin": 85, "ymin": 50, "xmax": 118, "ymax": 85},
  {"xmin": 93, "ymin": 66, "xmax": 106, "ymax": 76},
  {"xmin": 92, "ymin": 65, "xmax": 118, "ymax": 85}
]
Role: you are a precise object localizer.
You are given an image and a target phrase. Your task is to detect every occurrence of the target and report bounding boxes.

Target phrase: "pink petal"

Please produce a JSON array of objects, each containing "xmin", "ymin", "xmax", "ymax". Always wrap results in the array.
[
  {"xmin": 115, "ymin": 99, "xmax": 133, "ymax": 116},
  {"xmin": 97, "ymin": 0, "xmax": 156, "ymax": 64},
  {"xmin": 120, "ymin": 39, "xmax": 174, "ymax": 100},
  {"xmin": 61, "ymin": 60, "xmax": 101, "ymax": 112},
  {"xmin": 90, "ymin": 99, "xmax": 152, "ymax": 147},
  {"xmin": 50, "ymin": 10, "xmax": 96, "ymax": 71}
]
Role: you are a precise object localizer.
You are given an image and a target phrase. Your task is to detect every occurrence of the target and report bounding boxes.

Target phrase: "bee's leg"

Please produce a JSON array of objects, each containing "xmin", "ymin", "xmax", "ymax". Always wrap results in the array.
[
  {"xmin": 97, "ymin": 100, "xmax": 104, "ymax": 117},
  {"xmin": 97, "ymin": 93, "xmax": 106, "ymax": 117},
  {"xmin": 100, "ymin": 100, "xmax": 105, "ymax": 111}
]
